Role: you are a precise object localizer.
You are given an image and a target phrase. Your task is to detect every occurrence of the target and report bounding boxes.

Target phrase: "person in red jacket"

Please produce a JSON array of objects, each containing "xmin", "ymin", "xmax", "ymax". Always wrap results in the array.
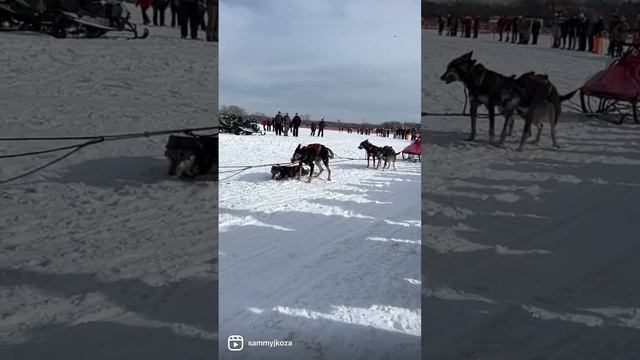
[
  {"xmin": 136, "ymin": 0, "xmax": 151, "ymax": 25},
  {"xmin": 497, "ymin": 16, "xmax": 506, "ymax": 41}
]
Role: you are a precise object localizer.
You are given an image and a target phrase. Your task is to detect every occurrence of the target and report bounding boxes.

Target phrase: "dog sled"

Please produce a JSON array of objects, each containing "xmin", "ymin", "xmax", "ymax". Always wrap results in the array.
[
  {"xmin": 579, "ymin": 44, "xmax": 640, "ymax": 125},
  {"xmin": 0, "ymin": 0, "xmax": 148, "ymax": 39},
  {"xmin": 401, "ymin": 138, "xmax": 421, "ymax": 162},
  {"xmin": 165, "ymin": 133, "xmax": 217, "ymax": 179},
  {"xmin": 218, "ymin": 114, "xmax": 264, "ymax": 135}
]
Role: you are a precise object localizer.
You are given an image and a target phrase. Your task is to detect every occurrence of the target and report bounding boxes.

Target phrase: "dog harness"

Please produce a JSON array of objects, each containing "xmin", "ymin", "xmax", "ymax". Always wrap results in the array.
[{"xmin": 305, "ymin": 143, "xmax": 323, "ymax": 159}]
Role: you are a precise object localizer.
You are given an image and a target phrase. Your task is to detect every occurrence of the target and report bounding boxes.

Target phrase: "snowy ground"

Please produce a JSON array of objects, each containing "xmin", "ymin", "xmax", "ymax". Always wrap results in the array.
[
  {"xmin": 219, "ymin": 130, "xmax": 421, "ymax": 359},
  {"xmin": 0, "ymin": 7, "xmax": 218, "ymax": 360},
  {"xmin": 423, "ymin": 30, "xmax": 640, "ymax": 359}
]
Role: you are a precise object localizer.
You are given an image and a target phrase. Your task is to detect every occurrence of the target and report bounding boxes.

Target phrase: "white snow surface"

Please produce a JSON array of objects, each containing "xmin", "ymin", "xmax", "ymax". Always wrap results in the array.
[
  {"xmin": 0, "ymin": 8, "xmax": 218, "ymax": 360},
  {"xmin": 219, "ymin": 130, "xmax": 421, "ymax": 359},
  {"xmin": 423, "ymin": 30, "xmax": 640, "ymax": 359}
]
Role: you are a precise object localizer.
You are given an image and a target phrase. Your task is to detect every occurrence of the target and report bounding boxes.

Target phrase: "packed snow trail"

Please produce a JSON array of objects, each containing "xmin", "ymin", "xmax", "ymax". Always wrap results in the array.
[
  {"xmin": 219, "ymin": 131, "xmax": 421, "ymax": 359},
  {"xmin": 0, "ymin": 9, "xmax": 218, "ymax": 360},
  {"xmin": 423, "ymin": 30, "xmax": 640, "ymax": 360}
]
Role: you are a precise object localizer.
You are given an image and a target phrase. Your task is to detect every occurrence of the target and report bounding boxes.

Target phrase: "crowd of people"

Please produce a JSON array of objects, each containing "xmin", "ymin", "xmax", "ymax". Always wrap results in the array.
[
  {"xmin": 438, "ymin": 14, "xmax": 481, "ymax": 38},
  {"xmin": 260, "ymin": 111, "xmax": 419, "ymax": 141},
  {"xmin": 435, "ymin": 10, "xmax": 640, "ymax": 58},
  {"xmin": 135, "ymin": 0, "xmax": 217, "ymax": 41},
  {"xmin": 261, "ymin": 112, "xmax": 325, "ymax": 137},
  {"xmin": 495, "ymin": 16, "xmax": 543, "ymax": 45}
]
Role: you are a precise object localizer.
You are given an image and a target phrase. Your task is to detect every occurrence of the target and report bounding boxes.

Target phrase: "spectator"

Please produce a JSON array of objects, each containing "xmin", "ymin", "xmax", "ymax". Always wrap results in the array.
[
  {"xmin": 578, "ymin": 14, "xmax": 590, "ymax": 51},
  {"xmin": 170, "ymin": 0, "xmax": 179, "ymax": 27},
  {"xmin": 152, "ymin": 0, "xmax": 168, "ymax": 26},
  {"xmin": 136, "ymin": 0, "xmax": 151, "ymax": 25},
  {"xmin": 497, "ymin": 16, "xmax": 506, "ymax": 41},
  {"xmin": 291, "ymin": 113, "xmax": 301, "ymax": 137},
  {"xmin": 473, "ymin": 16, "xmax": 480, "ymax": 38},
  {"xmin": 273, "ymin": 111, "xmax": 282, "ymax": 136},
  {"xmin": 179, "ymin": 0, "xmax": 200, "ymax": 39},
  {"xmin": 318, "ymin": 118, "xmax": 325, "ymax": 137},
  {"xmin": 551, "ymin": 14, "xmax": 562, "ymax": 48},
  {"xmin": 283, "ymin": 113, "xmax": 290, "ymax": 136},
  {"xmin": 532, "ymin": 19, "xmax": 541, "ymax": 45},
  {"xmin": 607, "ymin": 14, "xmax": 620, "ymax": 57}
]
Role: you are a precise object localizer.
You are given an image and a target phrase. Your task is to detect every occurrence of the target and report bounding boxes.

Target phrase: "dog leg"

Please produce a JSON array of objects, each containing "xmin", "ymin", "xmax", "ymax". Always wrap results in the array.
[
  {"xmin": 518, "ymin": 115, "xmax": 534, "ymax": 152},
  {"xmin": 507, "ymin": 117, "xmax": 515, "ymax": 136},
  {"xmin": 488, "ymin": 104, "xmax": 496, "ymax": 143},
  {"xmin": 498, "ymin": 113, "xmax": 512, "ymax": 146},
  {"xmin": 324, "ymin": 158, "xmax": 331, "ymax": 181},
  {"xmin": 466, "ymin": 102, "xmax": 479, "ymax": 141},
  {"xmin": 315, "ymin": 160, "xmax": 324, "ymax": 178},
  {"xmin": 531, "ymin": 124, "xmax": 544, "ymax": 144},
  {"xmin": 308, "ymin": 163, "xmax": 314, "ymax": 183},
  {"xmin": 550, "ymin": 124, "xmax": 559, "ymax": 148}
]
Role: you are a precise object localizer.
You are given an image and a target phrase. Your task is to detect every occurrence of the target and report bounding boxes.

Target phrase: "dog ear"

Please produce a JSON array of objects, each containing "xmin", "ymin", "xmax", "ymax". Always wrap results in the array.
[
  {"xmin": 295, "ymin": 144, "xmax": 301, "ymax": 151},
  {"xmin": 465, "ymin": 51, "xmax": 473, "ymax": 59}
]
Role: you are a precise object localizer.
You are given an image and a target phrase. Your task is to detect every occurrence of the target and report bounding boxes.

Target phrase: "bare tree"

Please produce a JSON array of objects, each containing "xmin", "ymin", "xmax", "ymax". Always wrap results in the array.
[
  {"xmin": 219, "ymin": 105, "xmax": 248, "ymax": 117},
  {"xmin": 303, "ymin": 113, "xmax": 312, "ymax": 121}
]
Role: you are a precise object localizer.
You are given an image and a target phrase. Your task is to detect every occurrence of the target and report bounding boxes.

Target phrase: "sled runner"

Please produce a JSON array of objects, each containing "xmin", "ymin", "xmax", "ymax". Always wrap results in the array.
[
  {"xmin": 580, "ymin": 44, "xmax": 640, "ymax": 125},
  {"xmin": 165, "ymin": 134, "xmax": 217, "ymax": 179},
  {"xmin": 401, "ymin": 138, "xmax": 421, "ymax": 162}
]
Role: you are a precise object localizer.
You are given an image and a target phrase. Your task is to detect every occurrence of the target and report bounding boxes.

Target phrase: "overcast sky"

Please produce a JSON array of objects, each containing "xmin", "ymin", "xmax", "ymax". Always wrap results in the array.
[{"xmin": 219, "ymin": 0, "xmax": 420, "ymax": 124}]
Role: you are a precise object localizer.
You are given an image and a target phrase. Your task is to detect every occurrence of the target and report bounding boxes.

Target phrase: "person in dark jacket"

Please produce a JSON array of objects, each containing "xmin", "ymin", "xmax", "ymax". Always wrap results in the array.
[
  {"xmin": 291, "ymin": 113, "xmax": 301, "ymax": 137},
  {"xmin": 310, "ymin": 121, "xmax": 316, "ymax": 136},
  {"xmin": 567, "ymin": 15, "xmax": 577, "ymax": 50},
  {"xmin": 170, "ymin": 0, "xmax": 179, "ymax": 27},
  {"xmin": 206, "ymin": 0, "xmax": 217, "ymax": 41},
  {"xmin": 273, "ymin": 111, "xmax": 282, "ymax": 136},
  {"xmin": 531, "ymin": 19, "xmax": 541, "ymax": 45},
  {"xmin": 511, "ymin": 16, "xmax": 519, "ymax": 43},
  {"xmin": 152, "ymin": 0, "xmax": 168, "ymax": 26},
  {"xmin": 438, "ymin": 15, "xmax": 445, "ymax": 35},
  {"xmin": 473, "ymin": 16, "xmax": 480, "ymax": 38},
  {"xmin": 318, "ymin": 118, "xmax": 325, "ymax": 137},
  {"xmin": 578, "ymin": 14, "xmax": 590, "ymax": 51},
  {"xmin": 179, "ymin": 0, "xmax": 200, "ymax": 39}
]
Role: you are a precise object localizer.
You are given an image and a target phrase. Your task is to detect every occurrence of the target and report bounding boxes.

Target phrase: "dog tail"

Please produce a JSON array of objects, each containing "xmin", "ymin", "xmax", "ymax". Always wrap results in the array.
[
  {"xmin": 395, "ymin": 152, "xmax": 402, "ymax": 156},
  {"xmin": 560, "ymin": 90, "xmax": 578, "ymax": 102},
  {"xmin": 327, "ymin": 148, "xmax": 334, "ymax": 159}
]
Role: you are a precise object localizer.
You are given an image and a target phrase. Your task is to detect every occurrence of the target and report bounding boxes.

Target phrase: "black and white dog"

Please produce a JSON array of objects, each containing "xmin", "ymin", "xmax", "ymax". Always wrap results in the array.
[
  {"xmin": 358, "ymin": 140, "xmax": 383, "ymax": 168},
  {"xmin": 378, "ymin": 146, "xmax": 400, "ymax": 170},
  {"xmin": 498, "ymin": 71, "xmax": 577, "ymax": 151},
  {"xmin": 291, "ymin": 143, "xmax": 334, "ymax": 182},
  {"xmin": 271, "ymin": 163, "xmax": 309, "ymax": 180}
]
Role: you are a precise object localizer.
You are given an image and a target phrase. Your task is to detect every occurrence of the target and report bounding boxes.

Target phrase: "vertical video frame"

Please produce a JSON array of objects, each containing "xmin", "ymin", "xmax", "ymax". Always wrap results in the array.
[
  {"xmin": 1, "ymin": 0, "xmax": 219, "ymax": 359},
  {"xmin": 422, "ymin": 1, "xmax": 640, "ymax": 359},
  {"xmin": 219, "ymin": 1, "xmax": 422, "ymax": 359}
]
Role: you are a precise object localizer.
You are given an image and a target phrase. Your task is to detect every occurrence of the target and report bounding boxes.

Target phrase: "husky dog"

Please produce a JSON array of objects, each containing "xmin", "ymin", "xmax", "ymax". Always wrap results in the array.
[
  {"xmin": 440, "ymin": 51, "xmax": 520, "ymax": 143},
  {"xmin": 291, "ymin": 143, "xmax": 334, "ymax": 182},
  {"xmin": 378, "ymin": 146, "xmax": 401, "ymax": 170},
  {"xmin": 271, "ymin": 164, "xmax": 309, "ymax": 180},
  {"xmin": 358, "ymin": 140, "xmax": 383, "ymax": 168},
  {"xmin": 498, "ymin": 71, "xmax": 577, "ymax": 151}
]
